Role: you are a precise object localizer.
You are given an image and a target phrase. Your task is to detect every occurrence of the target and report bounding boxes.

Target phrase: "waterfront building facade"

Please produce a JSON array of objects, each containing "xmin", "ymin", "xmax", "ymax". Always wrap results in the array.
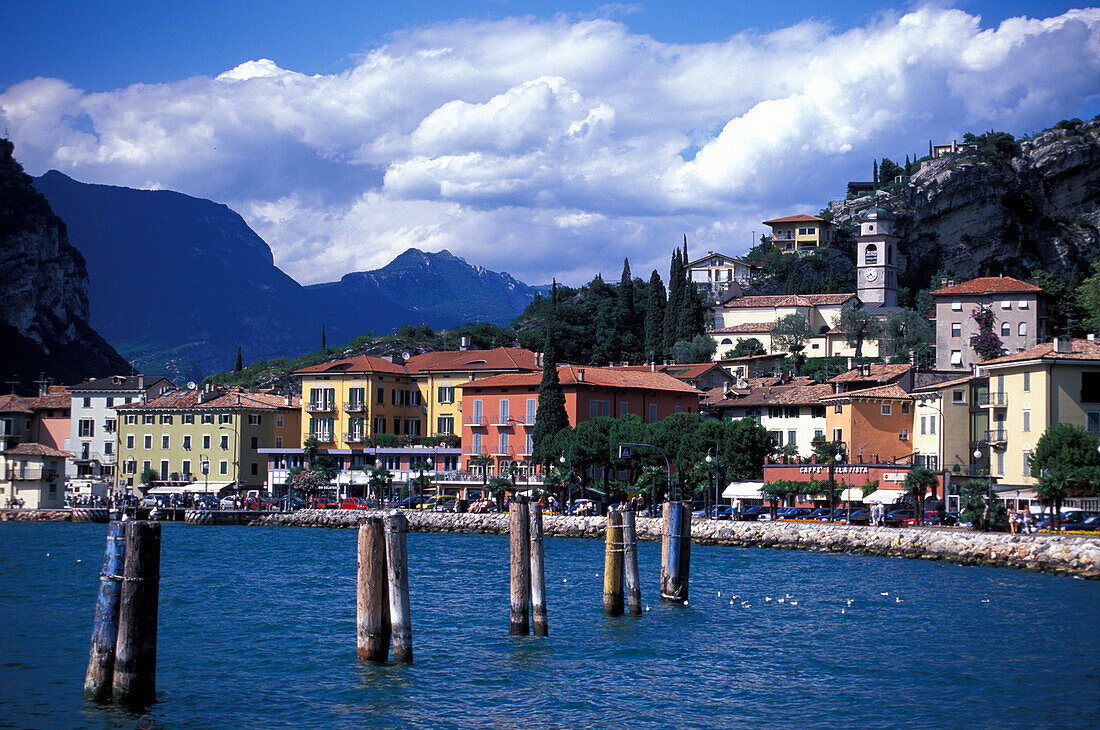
[
  {"xmin": 67, "ymin": 375, "xmax": 173, "ymax": 480},
  {"xmin": 0, "ymin": 443, "xmax": 68, "ymax": 509},
  {"xmin": 822, "ymin": 384, "xmax": 915, "ymax": 465},
  {"xmin": 931, "ymin": 276, "xmax": 1048, "ymax": 371},
  {"xmin": 910, "ymin": 375, "xmax": 974, "ymax": 474}
]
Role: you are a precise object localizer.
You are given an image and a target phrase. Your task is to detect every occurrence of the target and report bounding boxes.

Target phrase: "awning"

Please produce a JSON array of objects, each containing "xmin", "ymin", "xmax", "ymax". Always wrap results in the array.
[
  {"xmin": 864, "ymin": 489, "xmax": 905, "ymax": 504},
  {"xmin": 147, "ymin": 481, "xmax": 235, "ymax": 495},
  {"xmin": 840, "ymin": 487, "xmax": 866, "ymax": 502},
  {"xmin": 722, "ymin": 481, "xmax": 764, "ymax": 500}
]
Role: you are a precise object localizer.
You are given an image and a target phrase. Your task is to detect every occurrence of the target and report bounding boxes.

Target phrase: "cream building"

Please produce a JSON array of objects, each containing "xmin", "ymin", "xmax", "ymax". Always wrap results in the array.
[
  {"xmin": 910, "ymin": 375, "xmax": 975, "ymax": 473},
  {"xmin": 1, "ymin": 443, "xmax": 68, "ymax": 509}
]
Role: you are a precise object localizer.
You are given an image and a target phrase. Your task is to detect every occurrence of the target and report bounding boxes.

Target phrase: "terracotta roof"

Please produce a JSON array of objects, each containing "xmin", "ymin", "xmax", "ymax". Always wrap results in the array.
[
  {"xmin": 0, "ymin": 395, "xmax": 34, "ymax": 414},
  {"xmin": 4, "ymin": 443, "xmax": 69, "ymax": 458},
  {"xmin": 762, "ymin": 213, "xmax": 832, "ymax": 225},
  {"xmin": 717, "ymin": 352, "xmax": 785, "ymax": 363},
  {"xmin": 720, "ymin": 293, "xmax": 856, "ymax": 309},
  {"xmin": 26, "ymin": 391, "xmax": 71, "ymax": 409},
  {"xmin": 458, "ymin": 366, "xmax": 702, "ymax": 394},
  {"xmin": 608, "ymin": 362, "xmax": 729, "ymax": 380},
  {"xmin": 68, "ymin": 375, "xmax": 173, "ymax": 392},
  {"xmin": 294, "ymin": 355, "xmax": 409, "ymax": 376},
  {"xmin": 684, "ymin": 252, "xmax": 757, "ymax": 268},
  {"xmin": 713, "ymin": 322, "xmax": 775, "ymax": 334},
  {"xmin": 981, "ymin": 338, "xmax": 1100, "ymax": 366},
  {"xmin": 714, "ymin": 378, "xmax": 831, "ymax": 407},
  {"xmin": 405, "ymin": 348, "xmax": 539, "ymax": 374},
  {"xmin": 118, "ymin": 388, "xmax": 300, "ymax": 411},
  {"xmin": 911, "ymin": 375, "xmax": 975, "ymax": 393},
  {"xmin": 930, "ymin": 276, "xmax": 1043, "ymax": 297},
  {"xmin": 828, "ymin": 364, "xmax": 911, "ymax": 384},
  {"xmin": 821, "ymin": 383, "xmax": 912, "ymax": 401}
]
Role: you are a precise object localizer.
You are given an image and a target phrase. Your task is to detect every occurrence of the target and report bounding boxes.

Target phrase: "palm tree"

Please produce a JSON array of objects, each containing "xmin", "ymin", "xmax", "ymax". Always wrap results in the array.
[
  {"xmin": 902, "ymin": 467, "xmax": 937, "ymax": 526},
  {"xmin": 469, "ymin": 453, "xmax": 493, "ymax": 500},
  {"xmin": 410, "ymin": 460, "xmax": 431, "ymax": 504},
  {"xmin": 365, "ymin": 464, "xmax": 392, "ymax": 506}
]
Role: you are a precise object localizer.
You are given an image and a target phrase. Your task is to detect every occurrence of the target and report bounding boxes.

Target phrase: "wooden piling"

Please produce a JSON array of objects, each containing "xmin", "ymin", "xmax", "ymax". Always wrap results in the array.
[
  {"xmin": 384, "ymin": 513, "xmax": 413, "ymax": 662},
  {"xmin": 529, "ymin": 502, "xmax": 548, "ymax": 636},
  {"xmin": 508, "ymin": 498, "xmax": 531, "ymax": 636},
  {"xmin": 84, "ymin": 521, "xmax": 126, "ymax": 701},
  {"xmin": 661, "ymin": 501, "xmax": 685, "ymax": 602},
  {"xmin": 621, "ymin": 510, "xmax": 642, "ymax": 615},
  {"xmin": 678, "ymin": 500, "xmax": 692, "ymax": 604},
  {"xmin": 603, "ymin": 509, "xmax": 624, "ymax": 616},
  {"xmin": 357, "ymin": 518, "xmax": 391, "ymax": 662},
  {"xmin": 112, "ymin": 521, "xmax": 161, "ymax": 706},
  {"xmin": 659, "ymin": 502, "xmax": 670, "ymax": 599}
]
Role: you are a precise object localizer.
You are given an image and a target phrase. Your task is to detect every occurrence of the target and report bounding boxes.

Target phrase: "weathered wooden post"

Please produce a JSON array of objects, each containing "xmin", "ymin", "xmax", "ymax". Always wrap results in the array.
[
  {"xmin": 509, "ymin": 497, "xmax": 531, "ymax": 635},
  {"xmin": 84, "ymin": 521, "xmax": 126, "ymax": 701},
  {"xmin": 357, "ymin": 518, "xmax": 391, "ymax": 662},
  {"xmin": 621, "ymin": 509, "xmax": 642, "ymax": 615},
  {"xmin": 112, "ymin": 521, "xmax": 161, "ymax": 706},
  {"xmin": 659, "ymin": 502, "xmax": 671, "ymax": 598},
  {"xmin": 384, "ymin": 513, "xmax": 413, "ymax": 662},
  {"xmin": 604, "ymin": 509, "xmax": 624, "ymax": 616},
  {"xmin": 529, "ymin": 502, "xmax": 548, "ymax": 636},
  {"xmin": 677, "ymin": 500, "xmax": 692, "ymax": 604},
  {"xmin": 661, "ymin": 501, "xmax": 686, "ymax": 602}
]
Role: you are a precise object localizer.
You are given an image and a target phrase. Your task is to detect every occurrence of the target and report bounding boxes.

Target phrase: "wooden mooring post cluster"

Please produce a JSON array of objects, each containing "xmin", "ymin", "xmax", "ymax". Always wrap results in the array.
[
  {"xmin": 660, "ymin": 501, "xmax": 692, "ymax": 604},
  {"xmin": 356, "ymin": 514, "xmax": 413, "ymax": 662},
  {"xmin": 84, "ymin": 520, "xmax": 162, "ymax": 706},
  {"xmin": 508, "ymin": 497, "xmax": 549, "ymax": 636},
  {"xmin": 603, "ymin": 509, "xmax": 642, "ymax": 616}
]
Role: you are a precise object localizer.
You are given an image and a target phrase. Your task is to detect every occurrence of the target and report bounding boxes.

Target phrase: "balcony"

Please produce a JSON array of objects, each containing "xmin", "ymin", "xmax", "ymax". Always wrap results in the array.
[
  {"xmin": 306, "ymin": 402, "xmax": 336, "ymax": 413},
  {"xmin": 344, "ymin": 432, "xmax": 365, "ymax": 443},
  {"xmin": 985, "ymin": 429, "xmax": 1007, "ymax": 444},
  {"xmin": 491, "ymin": 448, "xmax": 516, "ymax": 457},
  {"xmin": 463, "ymin": 415, "xmax": 486, "ymax": 427},
  {"xmin": 7, "ymin": 468, "xmax": 60, "ymax": 481},
  {"xmin": 308, "ymin": 431, "xmax": 334, "ymax": 443},
  {"xmin": 344, "ymin": 401, "xmax": 365, "ymax": 413},
  {"xmin": 491, "ymin": 417, "xmax": 516, "ymax": 427},
  {"xmin": 977, "ymin": 391, "xmax": 1007, "ymax": 407}
]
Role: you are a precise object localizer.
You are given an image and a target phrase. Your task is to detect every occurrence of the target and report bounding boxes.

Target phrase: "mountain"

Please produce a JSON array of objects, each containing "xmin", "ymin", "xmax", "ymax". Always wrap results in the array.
[
  {"xmin": 829, "ymin": 120, "xmax": 1100, "ymax": 298},
  {"xmin": 31, "ymin": 172, "xmax": 540, "ymax": 382},
  {"xmin": 0, "ymin": 140, "xmax": 131, "ymax": 394}
]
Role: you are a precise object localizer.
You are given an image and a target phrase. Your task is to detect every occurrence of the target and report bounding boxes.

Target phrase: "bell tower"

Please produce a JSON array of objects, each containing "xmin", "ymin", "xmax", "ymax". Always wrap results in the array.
[{"xmin": 856, "ymin": 207, "xmax": 898, "ymax": 307}]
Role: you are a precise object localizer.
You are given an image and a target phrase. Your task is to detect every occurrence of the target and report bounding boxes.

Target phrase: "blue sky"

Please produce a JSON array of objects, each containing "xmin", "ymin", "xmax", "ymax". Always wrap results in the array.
[{"xmin": 2, "ymin": 2, "xmax": 1099, "ymax": 286}]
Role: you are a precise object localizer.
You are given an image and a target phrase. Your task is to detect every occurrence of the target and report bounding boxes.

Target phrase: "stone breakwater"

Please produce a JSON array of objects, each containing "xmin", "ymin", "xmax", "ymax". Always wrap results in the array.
[{"xmin": 252, "ymin": 510, "xmax": 1100, "ymax": 579}]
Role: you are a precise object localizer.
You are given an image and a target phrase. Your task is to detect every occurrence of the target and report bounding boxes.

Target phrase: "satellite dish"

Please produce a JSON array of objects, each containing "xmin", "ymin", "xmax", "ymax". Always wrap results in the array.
[
  {"xmin": 401, "ymin": 351, "xmax": 411, "ymax": 361},
  {"xmin": 187, "ymin": 381, "xmax": 197, "ymax": 390}
]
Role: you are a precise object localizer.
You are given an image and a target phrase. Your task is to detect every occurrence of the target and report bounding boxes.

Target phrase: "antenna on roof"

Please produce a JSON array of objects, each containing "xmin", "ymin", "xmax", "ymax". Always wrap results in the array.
[
  {"xmin": 187, "ymin": 381, "xmax": 197, "ymax": 390},
  {"xmin": 5, "ymin": 377, "xmax": 17, "ymax": 394}
]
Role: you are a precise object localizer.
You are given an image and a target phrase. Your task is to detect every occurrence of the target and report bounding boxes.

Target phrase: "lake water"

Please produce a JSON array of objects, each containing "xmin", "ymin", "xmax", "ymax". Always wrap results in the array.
[{"xmin": 0, "ymin": 522, "xmax": 1097, "ymax": 728}]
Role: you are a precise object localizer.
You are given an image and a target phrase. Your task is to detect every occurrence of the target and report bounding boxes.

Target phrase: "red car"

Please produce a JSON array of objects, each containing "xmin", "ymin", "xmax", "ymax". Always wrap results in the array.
[
  {"xmin": 339, "ymin": 498, "xmax": 372, "ymax": 510},
  {"xmin": 311, "ymin": 497, "xmax": 339, "ymax": 509}
]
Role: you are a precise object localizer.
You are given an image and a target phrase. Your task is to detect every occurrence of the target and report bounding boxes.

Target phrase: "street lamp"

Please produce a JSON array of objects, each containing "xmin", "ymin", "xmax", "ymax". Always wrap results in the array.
[
  {"xmin": 705, "ymin": 446, "xmax": 720, "ymax": 519},
  {"xmin": 835, "ymin": 452, "xmax": 846, "ymax": 523},
  {"xmin": 973, "ymin": 446, "xmax": 994, "ymax": 529}
]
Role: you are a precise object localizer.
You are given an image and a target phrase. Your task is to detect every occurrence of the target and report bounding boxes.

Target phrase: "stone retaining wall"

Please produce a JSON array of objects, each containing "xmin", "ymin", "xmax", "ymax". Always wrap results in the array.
[{"xmin": 252, "ymin": 510, "xmax": 1100, "ymax": 579}]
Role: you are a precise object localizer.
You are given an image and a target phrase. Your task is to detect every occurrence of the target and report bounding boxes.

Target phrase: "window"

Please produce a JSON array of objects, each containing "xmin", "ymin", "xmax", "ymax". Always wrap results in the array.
[
  {"xmin": 951, "ymin": 322, "xmax": 961, "ymax": 337},
  {"xmin": 219, "ymin": 460, "xmax": 228, "ymax": 475},
  {"xmin": 124, "ymin": 414, "xmax": 137, "ymax": 425},
  {"xmin": 950, "ymin": 350, "xmax": 963, "ymax": 366},
  {"xmin": 220, "ymin": 434, "xmax": 229, "ymax": 450},
  {"xmin": 373, "ymin": 417, "xmax": 386, "ymax": 434},
  {"xmin": 276, "ymin": 415, "xmax": 284, "ymax": 428},
  {"xmin": 527, "ymin": 398, "xmax": 538, "ymax": 424},
  {"xmin": 377, "ymin": 387, "xmax": 385, "ymax": 405},
  {"xmin": 498, "ymin": 432, "xmax": 509, "ymax": 455},
  {"xmin": 250, "ymin": 436, "xmax": 258, "ymax": 449},
  {"xmin": 811, "ymin": 406, "xmax": 825, "ymax": 419},
  {"xmin": 141, "ymin": 414, "xmax": 154, "ymax": 425},
  {"xmin": 248, "ymin": 414, "xmax": 261, "ymax": 426},
  {"xmin": 202, "ymin": 435, "xmax": 211, "ymax": 449},
  {"xmin": 181, "ymin": 413, "xmax": 193, "ymax": 424},
  {"xmin": 161, "ymin": 435, "xmax": 170, "ymax": 449},
  {"xmin": 589, "ymin": 400, "xmax": 611, "ymax": 418},
  {"xmin": 201, "ymin": 414, "xmax": 214, "ymax": 424},
  {"xmin": 160, "ymin": 460, "xmax": 169, "ymax": 480},
  {"xmin": 648, "ymin": 404, "xmax": 658, "ymax": 423},
  {"xmin": 996, "ymin": 450, "xmax": 1004, "ymax": 476},
  {"xmin": 1082, "ymin": 373, "xmax": 1100, "ymax": 403},
  {"xmin": 499, "ymin": 399, "xmax": 510, "ymax": 424},
  {"xmin": 899, "ymin": 429, "xmax": 909, "ymax": 441},
  {"xmin": 219, "ymin": 414, "xmax": 232, "ymax": 424},
  {"xmin": 251, "ymin": 462, "xmax": 259, "ymax": 477},
  {"xmin": 83, "ymin": 397, "xmax": 92, "ymax": 408},
  {"xmin": 144, "ymin": 435, "xmax": 152, "ymax": 449},
  {"xmin": 105, "ymin": 397, "xmax": 114, "ymax": 408},
  {"xmin": 674, "ymin": 405, "xmax": 683, "ymax": 414},
  {"xmin": 881, "ymin": 403, "xmax": 892, "ymax": 416},
  {"xmin": 437, "ymin": 385, "xmax": 455, "ymax": 404},
  {"xmin": 1018, "ymin": 322, "xmax": 1028, "ymax": 337},
  {"xmin": 1023, "ymin": 410, "xmax": 1031, "ymax": 433},
  {"xmin": 1000, "ymin": 322, "xmax": 1010, "ymax": 337},
  {"xmin": 864, "ymin": 244, "xmax": 878, "ymax": 265},
  {"xmin": 951, "ymin": 300, "xmax": 962, "ymax": 312},
  {"xmin": 833, "ymin": 428, "xmax": 843, "ymax": 442},
  {"xmin": 920, "ymin": 416, "xmax": 926, "ymax": 435},
  {"xmin": 472, "ymin": 432, "xmax": 482, "ymax": 454},
  {"xmin": 275, "ymin": 437, "xmax": 283, "ymax": 448},
  {"xmin": 160, "ymin": 414, "xmax": 173, "ymax": 424},
  {"xmin": 525, "ymin": 433, "xmax": 534, "ymax": 455},
  {"xmin": 1000, "ymin": 300, "xmax": 1011, "ymax": 310},
  {"xmin": 1087, "ymin": 412, "xmax": 1099, "ymax": 433},
  {"xmin": 183, "ymin": 435, "xmax": 191, "ymax": 450},
  {"xmin": 814, "ymin": 429, "xmax": 824, "ymax": 440},
  {"xmin": 126, "ymin": 435, "xmax": 135, "ymax": 449},
  {"xmin": 787, "ymin": 430, "xmax": 796, "ymax": 446},
  {"xmin": 393, "ymin": 417, "xmax": 401, "ymax": 435},
  {"xmin": 770, "ymin": 431, "xmax": 783, "ymax": 446},
  {"xmin": 834, "ymin": 404, "xmax": 842, "ymax": 414},
  {"xmin": 78, "ymin": 419, "xmax": 94, "ymax": 437},
  {"xmin": 104, "ymin": 441, "xmax": 112, "ymax": 455},
  {"xmin": 901, "ymin": 403, "xmax": 910, "ymax": 414},
  {"xmin": 1022, "ymin": 450, "xmax": 1031, "ymax": 477},
  {"xmin": 142, "ymin": 460, "xmax": 151, "ymax": 475},
  {"xmin": 952, "ymin": 390, "xmax": 965, "ymax": 404},
  {"xmin": 1023, "ymin": 371, "xmax": 1030, "ymax": 392},
  {"xmin": 930, "ymin": 415, "xmax": 936, "ymax": 435},
  {"xmin": 437, "ymin": 415, "xmax": 454, "ymax": 434}
]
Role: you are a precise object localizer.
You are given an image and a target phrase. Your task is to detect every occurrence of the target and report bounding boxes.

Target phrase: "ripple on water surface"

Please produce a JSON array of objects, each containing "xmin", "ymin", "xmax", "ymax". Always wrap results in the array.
[{"xmin": 0, "ymin": 523, "xmax": 1097, "ymax": 728}]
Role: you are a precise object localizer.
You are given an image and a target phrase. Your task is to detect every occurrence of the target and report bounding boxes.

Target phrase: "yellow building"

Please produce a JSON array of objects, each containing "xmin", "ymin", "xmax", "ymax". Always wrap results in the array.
[
  {"xmin": 764, "ymin": 213, "xmax": 837, "ymax": 254},
  {"xmin": 978, "ymin": 337, "xmax": 1100, "ymax": 491},
  {"xmin": 0, "ymin": 443, "xmax": 68, "ymax": 509},
  {"xmin": 115, "ymin": 386, "xmax": 301, "ymax": 495},
  {"xmin": 910, "ymin": 375, "xmax": 974, "ymax": 473}
]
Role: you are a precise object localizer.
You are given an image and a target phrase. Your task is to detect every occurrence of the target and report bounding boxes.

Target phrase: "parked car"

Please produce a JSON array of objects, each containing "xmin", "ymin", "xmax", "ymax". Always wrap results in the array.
[
  {"xmin": 739, "ymin": 505, "xmax": 769, "ymax": 521},
  {"xmin": 339, "ymin": 497, "xmax": 371, "ymax": 510},
  {"xmin": 279, "ymin": 495, "xmax": 307, "ymax": 512},
  {"xmin": 709, "ymin": 505, "xmax": 735, "ymax": 520},
  {"xmin": 777, "ymin": 507, "xmax": 814, "ymax": 520},
  {"xmin": 219, "ymin": 495, "xmax": 239, "ymax": 510},
  {"xmin": 902, "ymin": 510, "xmax": 956, "ymax": 526},
  {"xmin": 569, "ymin": 499, "xmax": 597, "ymax": 516},
  {"xmin": 806, "ymin": 508, "xmax": 834, "ymax": 521},
  {"xmin": 393, "ymin": 496, "xmax": 423, "ymax": 510},
  {"xmin": 310, "ymin": 497, "xmax": 339, "ymax": 509},
  {"xmin": 885, "ymin": 509, "xmax": 914, "ymax": 527},
  {"xmin": 847, "ymin": 508, "xmax": 872, "ymax": 525},
  {"xmin": 1037, "ymin": 511, "xmax": 1093, "ymax": 530},
  {"xmin": 420, "ymin": 496, "xmax": 449, "ymax": 511}
]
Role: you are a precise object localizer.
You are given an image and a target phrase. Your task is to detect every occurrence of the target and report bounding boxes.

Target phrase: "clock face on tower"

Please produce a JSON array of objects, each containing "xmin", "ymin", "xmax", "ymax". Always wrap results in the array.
[{"xmin": 864, "ymin": 269, "xmax": 878, "ymax": 282}]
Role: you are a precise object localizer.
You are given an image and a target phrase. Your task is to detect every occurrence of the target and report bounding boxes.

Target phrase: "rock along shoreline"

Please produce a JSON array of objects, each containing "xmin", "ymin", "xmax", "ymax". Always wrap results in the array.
[{"xmin": 4, "ymin": 508, "xmax": 1098, "ymax": 579}]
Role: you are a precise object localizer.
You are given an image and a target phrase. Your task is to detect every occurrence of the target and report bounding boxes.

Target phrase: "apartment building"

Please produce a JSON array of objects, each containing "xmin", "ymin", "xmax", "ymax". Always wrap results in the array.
[
  {"xmin": 115, "ymin": 386, "xmax": 300, "ymax": 495},
  {"xmin": 764, "ymin": 214, "xmax": 837, "ymax": 254},
  {"xmin": 0, "ymin": 443, "xmax": 68, "ymax": 509},
  {"xmin": 931, "ymin": 276, "xmax": 1048, "ymax": 371},
  {"xmin": 909, "ymin": 375, "xmax": 974, "ymax": 473},
  {"xmin": 685, "ymin": 251, "xmax": 758, "ymax": 296},
  {"xmin": 702, "ymin": 377, "xmax": 832, "ymax": 459},
  {"xmin": 711, "ymin": 293, "xmax": 876, "ymax": 358},
  {"xmin": 821, "ymin": 383, "xmax": 915, "ymax": 465},
  {"xmin": 0, "ymin": 386, "xmax": 71, "ymax": 452},
  {"xmin": 67, "ymin": 375, "xmax": 173, "ymax": 480}
]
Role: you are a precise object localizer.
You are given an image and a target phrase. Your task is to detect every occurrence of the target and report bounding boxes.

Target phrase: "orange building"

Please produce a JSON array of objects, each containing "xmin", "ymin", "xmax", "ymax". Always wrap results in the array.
[
  {"xmin": 457, "ymin": 365, "xmax": 702, "ymax": 476},
  {"xmin": 821, "ymin": 383, "xmax": 915, "ymax": 464}
]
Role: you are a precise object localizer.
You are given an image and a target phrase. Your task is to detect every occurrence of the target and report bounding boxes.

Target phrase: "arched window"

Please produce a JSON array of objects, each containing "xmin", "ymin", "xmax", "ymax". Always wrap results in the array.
[
  {"xmin": 1000, "ymin": 322, "xmax": 1010, "ymax": 337},
  {"xmin": 865, "ymin": 244, "xmax": 878, "ymax": 265},
  {"xmin": 721, "ymin": 338, "xmax": 733, "ymax": 345},
  {"xmin": 1019, "ymin": 322, "xmax": 1028, "ymax": 337}
]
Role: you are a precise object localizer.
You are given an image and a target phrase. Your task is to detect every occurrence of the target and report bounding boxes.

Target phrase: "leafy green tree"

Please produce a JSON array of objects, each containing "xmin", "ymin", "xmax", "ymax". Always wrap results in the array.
[
  {"xmin": 140, "ymin": 467, "xmax": 158, "ymax": 487},
  {"xmin": 962, "ymin": 130, "xmax": 1018, "ymax": 158},
  {"xmin": 486, "ymin": 476, "xmax": 512, "ymax": 511},
  {"xmin": 532, "ymin": 340, "xmax": 570, "ymax": 467},
  {"xmin": 289, "ymin": 468, "xmax": 330, "ymax": 498},
  {"xmin": 771, "ymin": 314, "xmax": 811, "ymax": 355},
  {"xmin": 671, "ymin": 334, "xmax": 717, "ymax": 363},
  {"xmin": 365, "ymin": 464, "xmax": 392, "ymax": 504},
  {"xmin": 902, "ymin": 466, "xmax": 938, "ymax": 525},
  {"xmin": 881, "ymin": 308, "xmax": 934, "ymax": 363},
  {"xmin": 762, "ymin": 479, "xmax": 803, "ymax": 519},
  {"xmin": 644, "ymin": 270, "xmax": 667, "ymax": 360},
  {"xmin": 879, "ymin": 157, "xmax": 903, "ymax": 183},
  {"xmin": 1075, "ymin": 260, "xmax": 1100, "ymax": 334},
  {"xmin": 836, "ymin": 303, "xmax": 881, "ymax": 358},
  {"xmin": 724, "ymin": 338, "xmax": 766, "ymax": 358},
  {"xmin": 812, "ymin": 437, "xmax": 847, "ymax": 518},
  {"xmin": 1029, "ymin": 423, "xmax": 1100, "ymax": 528},
  {"xmin": 1031, "ymin": 269, "xmax": 1086, "ymax": 337}
]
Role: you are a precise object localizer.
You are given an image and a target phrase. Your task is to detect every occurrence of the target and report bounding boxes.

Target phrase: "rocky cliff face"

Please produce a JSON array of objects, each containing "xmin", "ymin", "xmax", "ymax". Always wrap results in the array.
[
  {"xmin": 0, "ymin": 139, "xmax": 130, "ymax": 394},
  {"xmin": 830, "ymin": 121, "xmax": 1100, "ymax": 294}
]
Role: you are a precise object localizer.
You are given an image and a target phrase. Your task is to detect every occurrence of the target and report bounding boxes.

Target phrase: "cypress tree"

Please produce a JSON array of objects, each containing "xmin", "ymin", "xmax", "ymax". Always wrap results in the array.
[
  {"xmin": 664, "ymin": 247, "xmax": 683, "ymax": 356},
  {"xmin": 905, "ymin": 154, "xmax": 911, "ymax": 176},
  {"xmin": 928, "ymin": 139, "xmax": 933, "ymax": 158},
  {"xmin": 873, "ymin": 159, "xmax": 878, "ymax": 184},
  {"xmin": 321, "ymin": 324, "xmax": 326, "ymax": 349},
  {"xmin": 532, "ymin": 337, "xmax": 569, "ymax": 467},
  {"xmin": 234, "ymin": 346, "xmax": 243, "ymax": 372},
  {"xmin": 677, "ymin": 282, "xmax": 707, "ymax": 345},
  {"xmin": 644, "ymin": 270, "xmax": 666, "ymax": 361},
  {"xmin": 619, "ymin": 258, "xmax": 638, "ymax": 360}
]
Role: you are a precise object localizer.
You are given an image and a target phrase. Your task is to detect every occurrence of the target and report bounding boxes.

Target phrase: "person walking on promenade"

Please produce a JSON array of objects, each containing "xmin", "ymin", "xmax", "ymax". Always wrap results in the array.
[
  {"xmin": 1007, "ymin": 505, "xmax": 1018, "ymax": 535},
  {"xmin": 982, "ymin": 500, "xmax": 991, "ymax": 532}
]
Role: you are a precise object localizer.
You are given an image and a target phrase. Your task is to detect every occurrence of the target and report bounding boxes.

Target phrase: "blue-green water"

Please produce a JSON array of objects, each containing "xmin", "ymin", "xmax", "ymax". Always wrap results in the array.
[{"xmin": 0, "ymin": 523, "xmax": 1097, "ymax": 729}]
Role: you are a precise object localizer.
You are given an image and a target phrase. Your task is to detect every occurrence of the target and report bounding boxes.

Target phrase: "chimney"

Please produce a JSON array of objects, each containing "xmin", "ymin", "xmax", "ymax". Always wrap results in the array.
[
  {"xmin": 577, "ymin": 368, "xmax": 585, "ymax": 382},
  {"xmin": 846, "ymin": 357, "xmax": 856, "ymax": 371},
  {"xmin": 138, "ymin": 375, "xmax": 144, "ymax": 390},
  {"xmin": 284, "ymin": 396, "xmax": 291, "ymax": 406},
  {"xmin": 460, "ymin": 336, "xmax": 470, "ymax": 351},
  {"xmin": 1088, "ymin": 334, "xmax": 1096, "ymax": 342},
  {"xmin": 651, "ymin": 362, "xmax": 656, "ymax": 373},
  {"xmin": 1053, "ymin": 336, "xmax": 1073, "ymax": 354},
  {"xmin": 909, "ymin": 350, "xmax": 917, "ymax": 367}
]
